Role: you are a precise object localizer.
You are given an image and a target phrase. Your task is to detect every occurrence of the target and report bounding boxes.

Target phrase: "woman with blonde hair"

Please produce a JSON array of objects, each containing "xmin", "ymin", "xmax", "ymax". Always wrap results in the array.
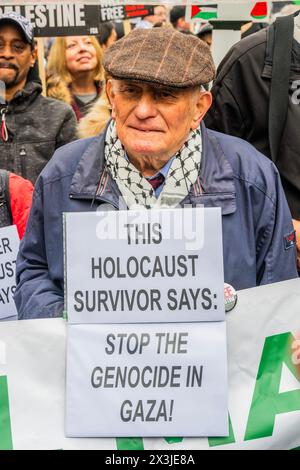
[{"xmin": 47, "ymin": 35, "xmax": 104, "ymax": 121}]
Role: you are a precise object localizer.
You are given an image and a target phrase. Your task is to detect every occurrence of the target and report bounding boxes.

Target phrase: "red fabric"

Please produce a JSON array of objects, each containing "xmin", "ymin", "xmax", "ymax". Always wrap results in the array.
[
  {"xmin": 9, "ymin": 173, "xmax": 34, "ymax": 239},
  {"xmin": 71, "ymin": 100, "xmax": 82, "ymax": 122},
  {"xmin": 147, "ymin": 173, "xmax": 165, "ymax": 190}
]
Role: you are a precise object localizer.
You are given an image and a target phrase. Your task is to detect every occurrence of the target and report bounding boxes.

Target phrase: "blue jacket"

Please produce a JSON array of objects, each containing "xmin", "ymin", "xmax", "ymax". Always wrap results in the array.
[{"xmin": 15, "ymin": 123, "xmax": 298, "ymax": 319}]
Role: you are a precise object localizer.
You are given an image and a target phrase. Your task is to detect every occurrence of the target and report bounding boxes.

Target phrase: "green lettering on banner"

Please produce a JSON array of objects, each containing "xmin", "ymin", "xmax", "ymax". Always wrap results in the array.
[
  {"xmin": 116, "ymin": 438, "xmax": 144, "ymax": 450},
  {"xmin": 245, "ymin": 333, "xmax": 300, "ymax": 441},
  {"xmin": 208, "ymin": 414, "xmax": 235, "ymax": 447},
  {"xmin": 0, "ymin": 376, "xmax": 13, "ymax": 450}
]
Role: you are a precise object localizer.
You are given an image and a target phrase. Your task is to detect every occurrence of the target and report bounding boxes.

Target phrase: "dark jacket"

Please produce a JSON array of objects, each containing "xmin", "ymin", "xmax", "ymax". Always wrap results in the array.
[
  {"xmin": 205, "ymin": 25, "xmax": 300, "ymax": 219},
  {"xmin": 0, "ymin": 80, "xmax": 77, "ymax": 184},
  {"xmin": 15, "ymin": 123, "xmax": 298, "ymax": 319}
]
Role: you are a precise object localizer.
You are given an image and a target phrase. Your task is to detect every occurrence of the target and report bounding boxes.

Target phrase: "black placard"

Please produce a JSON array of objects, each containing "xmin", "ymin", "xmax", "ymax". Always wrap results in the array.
[{"xmin": 0, "ymin": 4, "xmax": 154, "ymax": 37}]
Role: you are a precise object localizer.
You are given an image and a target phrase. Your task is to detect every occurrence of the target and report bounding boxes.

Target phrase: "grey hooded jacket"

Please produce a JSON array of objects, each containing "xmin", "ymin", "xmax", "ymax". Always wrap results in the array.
[{"xmin": 0, "ymin": 80, "xmax": 77, "ymax": 183}]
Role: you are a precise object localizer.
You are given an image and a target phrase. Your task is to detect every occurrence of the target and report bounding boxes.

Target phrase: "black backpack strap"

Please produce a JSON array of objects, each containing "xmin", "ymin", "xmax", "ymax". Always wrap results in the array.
[
  {"xmin": 268, "ymin": 14, "xmax": 294, "ymax": 163},
  {"xmin": 265, "ymin": 20, "xmax": 275, "ymax": 65},
  {"xmin": 0, "ymin": 170, "xmax": 12, "ymax": 227}
]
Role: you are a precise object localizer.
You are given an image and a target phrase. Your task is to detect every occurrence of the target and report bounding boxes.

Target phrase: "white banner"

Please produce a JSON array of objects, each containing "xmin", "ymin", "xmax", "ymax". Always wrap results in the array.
[
  {"xmin": 64, "ymin": 209, "xmax": 224, "ymax": 324},
  {"xmin": 0, "ymin": 278, "xmax": 300, "ymax": 449},
  {"xmin": 0, "ymin": 226, "xmax": 19, "ymax": 321},
  {"xmin": 66, "ymin": 322, "xmax": 228, "ymax": 437}
]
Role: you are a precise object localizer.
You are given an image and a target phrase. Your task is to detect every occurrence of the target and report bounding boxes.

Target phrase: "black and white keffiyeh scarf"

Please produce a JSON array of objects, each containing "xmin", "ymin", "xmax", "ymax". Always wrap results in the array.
[{"xmin": 104, "ymin": 120, "xmax": 202, "ymax": 209}]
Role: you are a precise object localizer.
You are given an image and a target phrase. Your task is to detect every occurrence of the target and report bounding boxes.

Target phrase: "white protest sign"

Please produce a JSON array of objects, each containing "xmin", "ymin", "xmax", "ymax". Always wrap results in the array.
[
  {"xmin": 0, "ymin": 226, "xmax": 19, "ymax": 321},
  {"xmin": 0, "ymin": 279, "xmax": 300, "ymax": 449},
  {"xmin": 187, "ymin": 2, "xmax": 270, "ymax": 23},
  {"xmin": 65, "ymin": 322, "xmax": 228, "ymax": 437},
  {"xmin": 64, "ymin": 208, "xmax": 224, "ymax": 324}
]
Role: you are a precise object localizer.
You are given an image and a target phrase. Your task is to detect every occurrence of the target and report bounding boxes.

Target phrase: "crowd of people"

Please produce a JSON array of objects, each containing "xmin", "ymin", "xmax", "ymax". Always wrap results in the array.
[{"xmin": 0, "ymin": 3, "xmax": 299, "ymax": 319}]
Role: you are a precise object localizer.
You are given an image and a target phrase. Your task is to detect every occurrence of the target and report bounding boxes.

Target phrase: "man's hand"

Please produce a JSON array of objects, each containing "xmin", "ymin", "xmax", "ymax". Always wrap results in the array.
[{"xmin": 292, "ymin": 219, "xmax": 300, "ymax": 270}]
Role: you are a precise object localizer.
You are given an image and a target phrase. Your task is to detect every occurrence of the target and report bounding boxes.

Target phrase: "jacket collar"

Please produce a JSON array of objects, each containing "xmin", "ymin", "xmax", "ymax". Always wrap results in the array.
[
  {"xmin": 188, "ymin": 122, "xmax": 236, "ymax": 215},
  {"xmin": 0, "ymin": 80, "xmax": 42, "ymax": 112},
  {"xmin": 70, "ymin": 121, "xmax": 236, "ymax": 215}
]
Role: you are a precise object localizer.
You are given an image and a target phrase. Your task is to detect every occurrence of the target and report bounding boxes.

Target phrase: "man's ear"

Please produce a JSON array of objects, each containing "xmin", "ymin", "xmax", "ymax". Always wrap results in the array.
[
  {"xmin": 177, "ymin": 18, "xmax": 187, "ymax": 30},
  {"xmin": 30, "ymin": 45, "xmax": 38, "ymax": 67},
  {"xmin": 106, "ymin": 79, "xmax": 116, "ymax": 119},
  {"xmin": 190, "ymin": 90, "xmax": 212, "ymax": 130}
]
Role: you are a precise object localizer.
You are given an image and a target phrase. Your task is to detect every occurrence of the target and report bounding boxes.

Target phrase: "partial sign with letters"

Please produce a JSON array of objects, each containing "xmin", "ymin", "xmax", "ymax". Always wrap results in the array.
[
  {"xmin": 0, "ymin": 4, "xmax": 100, "ymax": 36},
  {"xmin": 99, "ymin": 2, "xmax": 154, "ymax": 22},
  {"xmin": 0, "ymin": 3, "xmax": 155, "ymax": 37},
  {"xmin": 0, "ymin": 225, "xmax": 19, "ymax": 321}
]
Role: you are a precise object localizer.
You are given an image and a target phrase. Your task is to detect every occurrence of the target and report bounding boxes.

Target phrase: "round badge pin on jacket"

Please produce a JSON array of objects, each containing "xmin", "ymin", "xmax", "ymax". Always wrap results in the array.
[{"xmin": 224, "ymin": 283, "xmax": 238, "ymax": 312}]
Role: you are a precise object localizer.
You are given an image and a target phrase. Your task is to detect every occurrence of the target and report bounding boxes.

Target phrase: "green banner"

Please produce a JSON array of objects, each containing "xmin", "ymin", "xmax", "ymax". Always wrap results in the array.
[{"xmin": 0, "ymin": 376, "xmax": 13, "ymax": 450}]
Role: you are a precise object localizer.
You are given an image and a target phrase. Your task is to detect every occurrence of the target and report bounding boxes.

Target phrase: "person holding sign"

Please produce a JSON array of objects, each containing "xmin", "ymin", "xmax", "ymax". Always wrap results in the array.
[{"xmin": 15, "ymin": 27, "xmax": 297, "ymax": 319}]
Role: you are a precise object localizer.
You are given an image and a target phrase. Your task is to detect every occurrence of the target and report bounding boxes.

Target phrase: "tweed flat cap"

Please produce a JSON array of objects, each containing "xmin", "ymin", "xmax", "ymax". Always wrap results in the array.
[{"xmin": 103, "ymin": 27, "xmax": 215, "ymax": 88}]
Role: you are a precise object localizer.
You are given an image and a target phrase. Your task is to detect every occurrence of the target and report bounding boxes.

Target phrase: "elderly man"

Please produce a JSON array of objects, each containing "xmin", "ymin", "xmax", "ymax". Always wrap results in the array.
[{"xmin": 15, "ymin": 28, "xmax": 297, "ymax": 319}]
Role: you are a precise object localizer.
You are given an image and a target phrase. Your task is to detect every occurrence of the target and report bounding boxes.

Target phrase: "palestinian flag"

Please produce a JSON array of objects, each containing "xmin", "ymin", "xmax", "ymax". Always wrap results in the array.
[
  {"xmin": 191, "ymin": 5, "xmax": 218, "ymax": 21},
  {"xmin": 251, "ymin": 2, "xmax": 268, "ymax": 20}
]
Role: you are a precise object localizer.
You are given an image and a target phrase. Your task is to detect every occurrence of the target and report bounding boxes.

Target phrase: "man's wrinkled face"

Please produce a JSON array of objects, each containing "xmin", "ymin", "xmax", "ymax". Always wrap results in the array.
[
  {"xmin": 0, "ymin": 24, "xmax": 36, "ymax": 89},
  {"xmin": 107, "ymin": 79, "xmax": 211, "ymax": 162}
]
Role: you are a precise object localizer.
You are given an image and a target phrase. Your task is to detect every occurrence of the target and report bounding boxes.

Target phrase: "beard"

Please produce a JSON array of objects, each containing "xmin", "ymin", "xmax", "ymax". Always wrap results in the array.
[{"xmin": 0, "ymin": 63, "xmax": 20, "ymax": 89}]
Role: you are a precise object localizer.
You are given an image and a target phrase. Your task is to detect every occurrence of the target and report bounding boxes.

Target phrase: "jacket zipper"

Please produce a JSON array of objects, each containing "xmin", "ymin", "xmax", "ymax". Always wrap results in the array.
[{"xmin": 19, "ymin": 146, "xmax": 27, "ymax": 179}]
